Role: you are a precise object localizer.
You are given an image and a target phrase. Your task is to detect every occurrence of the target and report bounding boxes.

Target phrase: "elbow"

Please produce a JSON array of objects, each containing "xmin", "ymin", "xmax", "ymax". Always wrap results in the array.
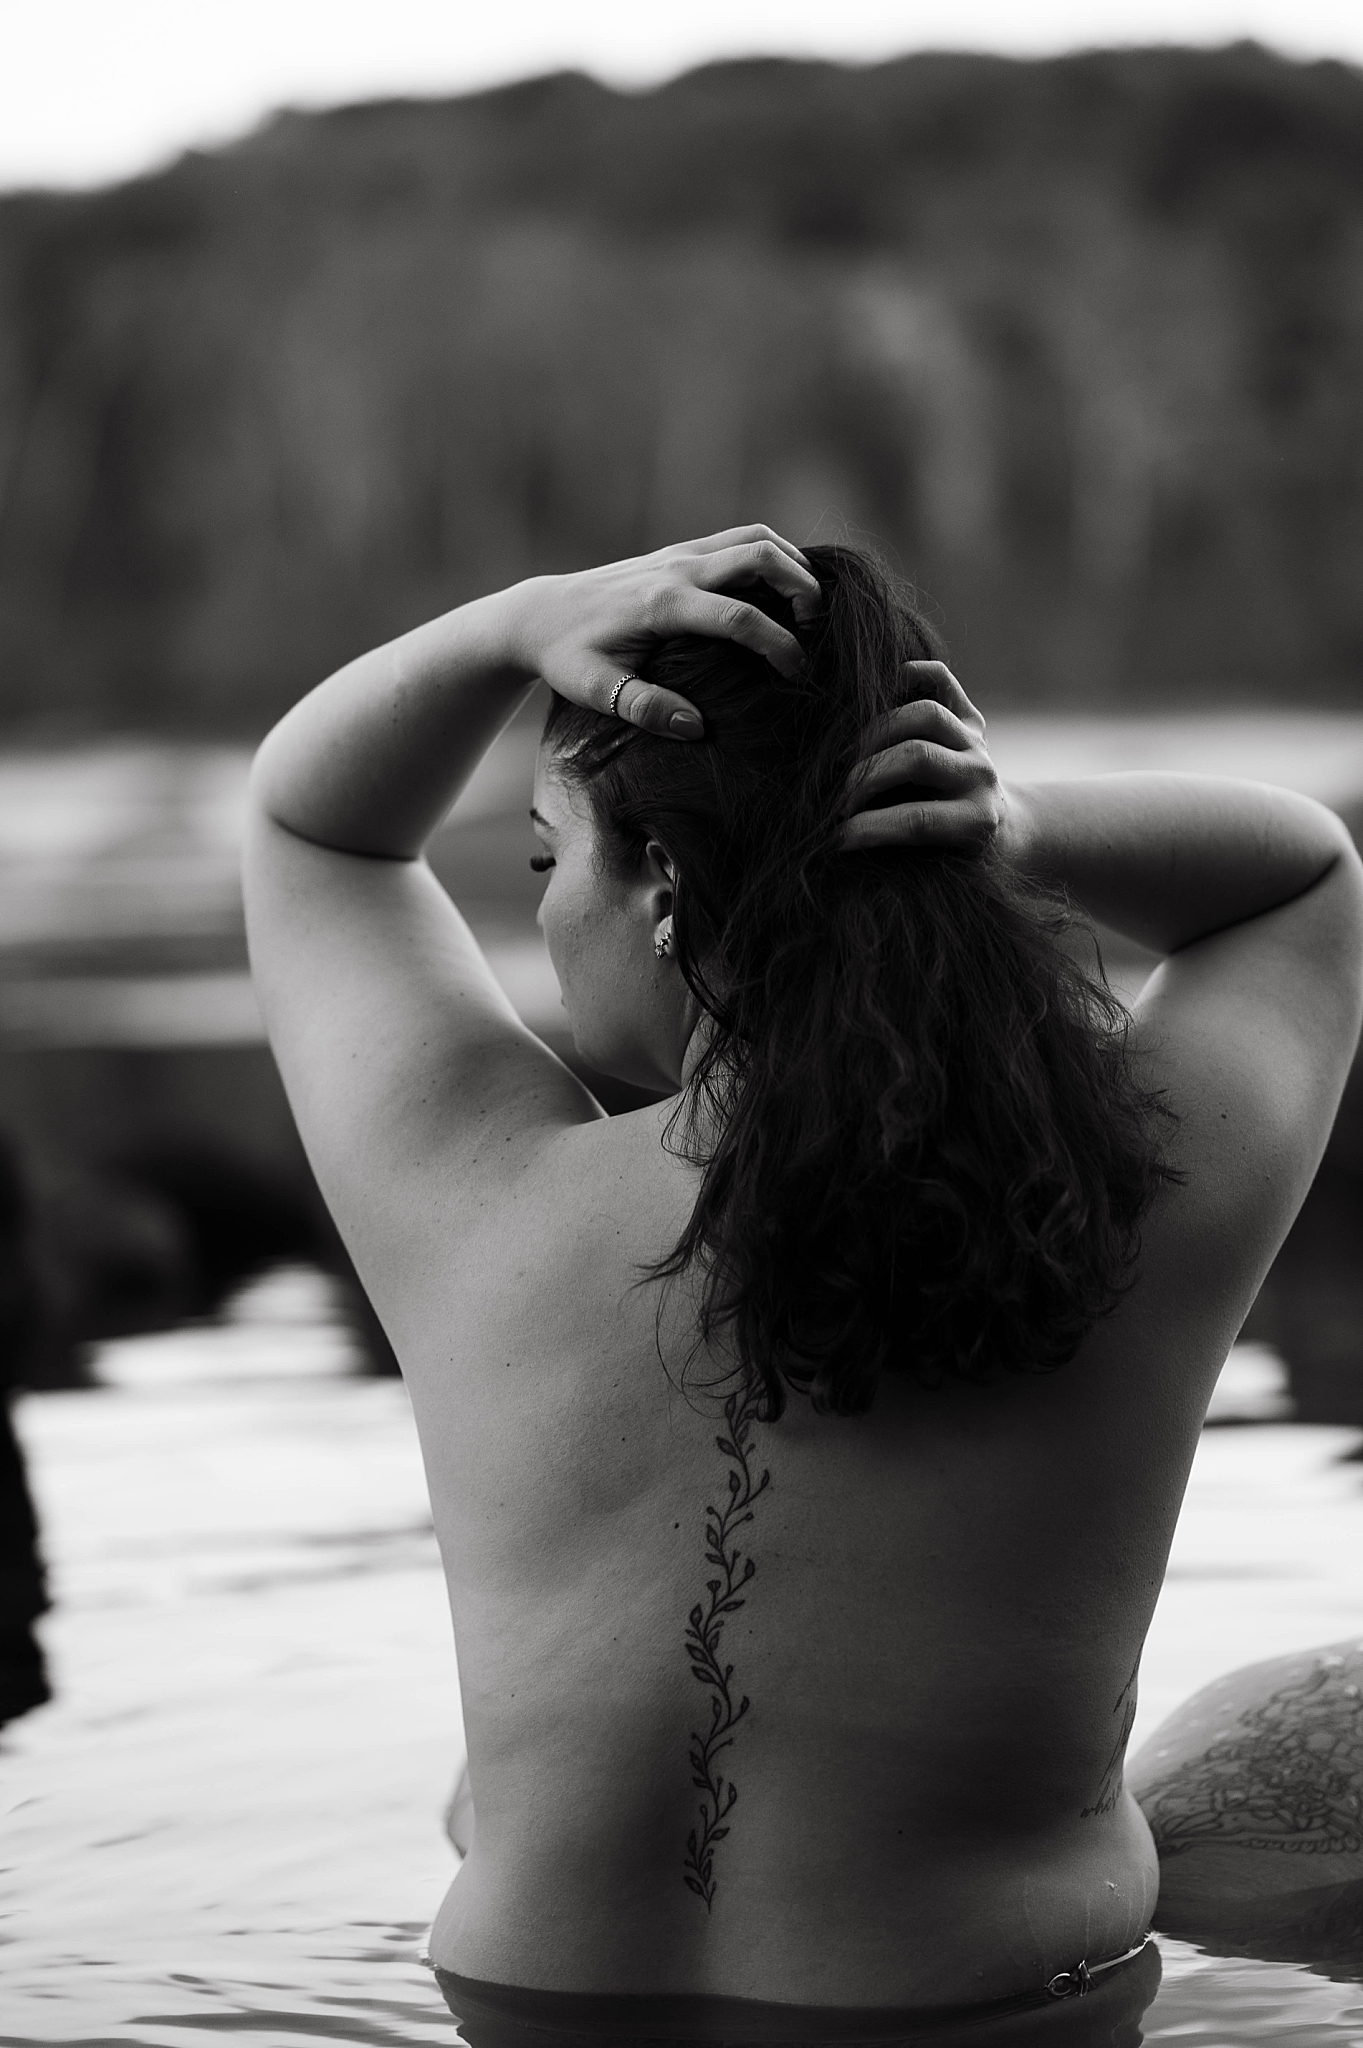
[
  {"xmin": 1335, "ymin": 825, "xmax": 1363, "ymax": 944},
  {"xmin": 245, "ymin": 741, "xmax": 270, "ymax": 828},
  {"xmin": 1281, "ymin": 794, "xmax": 1363, "ymax": 910},
  {"xmin": 1321, "ymin": 795, "xmax": 1362, "ymax": 860},
  {"xmin": 1322, "ymin": 828, "xmax": 1363, "ymax": 1019},
  {"xmin": 246, "ymin": 717, "xmax": 290, "ymax": 828},
  {"xmin": 247, "ymin": 704, "xmax": 321, "ymax": 841},
  {"xmin": 1322, "ymin": 802, "xmax": 1363, "ymax": 894},
  {"xmin": 1292, "ymin": 791, "xmax": 1360, "ymax": 872}
]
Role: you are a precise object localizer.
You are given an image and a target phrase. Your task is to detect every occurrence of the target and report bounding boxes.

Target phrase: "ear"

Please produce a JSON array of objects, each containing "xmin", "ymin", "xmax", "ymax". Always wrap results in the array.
[{"xmin": 642, "ymin": 837, "xmax": 676, "ymax": 912}]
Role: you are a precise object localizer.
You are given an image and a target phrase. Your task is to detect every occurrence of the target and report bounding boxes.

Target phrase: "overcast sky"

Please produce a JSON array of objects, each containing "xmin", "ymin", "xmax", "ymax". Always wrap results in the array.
[{"xmin": 4, "ymin": 0, "xmax": 1362, "ymax": 194}]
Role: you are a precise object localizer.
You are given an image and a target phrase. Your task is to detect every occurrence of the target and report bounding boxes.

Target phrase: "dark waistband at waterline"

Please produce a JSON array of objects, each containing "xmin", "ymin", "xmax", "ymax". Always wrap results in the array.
[{"xmin": 426, "ymin": 1935, "xmax": 1159, "ymax": 2046}]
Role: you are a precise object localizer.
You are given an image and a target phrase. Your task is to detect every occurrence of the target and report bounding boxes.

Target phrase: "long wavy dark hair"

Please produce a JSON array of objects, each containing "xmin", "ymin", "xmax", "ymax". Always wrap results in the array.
[{"xmin": 544, "ymin": 545, "xmax": 1175, "ymax": 1419}]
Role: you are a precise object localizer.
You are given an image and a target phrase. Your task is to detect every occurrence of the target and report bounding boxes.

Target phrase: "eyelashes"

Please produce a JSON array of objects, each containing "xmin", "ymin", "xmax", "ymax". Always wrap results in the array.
[{"xmin": 529, "ymin": 853, "xmax": 555, "ymax": 873}]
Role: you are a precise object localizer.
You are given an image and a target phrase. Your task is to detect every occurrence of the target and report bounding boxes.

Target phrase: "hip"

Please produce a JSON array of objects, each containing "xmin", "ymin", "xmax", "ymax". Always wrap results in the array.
[{"xmin": 429, "ymin": 1795, "xmax": 1160, "ymax": 2006}]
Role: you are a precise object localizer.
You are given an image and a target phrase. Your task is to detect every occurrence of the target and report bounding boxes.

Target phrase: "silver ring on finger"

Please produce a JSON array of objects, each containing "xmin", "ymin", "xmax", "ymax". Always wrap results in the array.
[{"xmin": 609, "ymin": 674, "xmax": 640, "ymax": 720}]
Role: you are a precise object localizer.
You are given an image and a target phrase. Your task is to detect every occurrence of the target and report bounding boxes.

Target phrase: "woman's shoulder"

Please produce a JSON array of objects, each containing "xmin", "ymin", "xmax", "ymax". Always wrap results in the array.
[{"xmin": 354, "ymin": 1097, "xmax": 697, "ymax": 1352}]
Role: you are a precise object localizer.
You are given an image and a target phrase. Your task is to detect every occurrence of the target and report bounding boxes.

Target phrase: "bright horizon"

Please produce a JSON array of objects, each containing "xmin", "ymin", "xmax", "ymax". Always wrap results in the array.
[{"xmin": 4, "ymin": 0, "xmax": 1363, "ymax": 196}]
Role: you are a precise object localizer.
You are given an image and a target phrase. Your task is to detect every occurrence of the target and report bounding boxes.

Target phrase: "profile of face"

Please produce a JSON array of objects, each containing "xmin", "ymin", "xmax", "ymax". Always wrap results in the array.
[{"xmin": 531, "ymin": 746, "xmax": 701, "ymax": 1092}]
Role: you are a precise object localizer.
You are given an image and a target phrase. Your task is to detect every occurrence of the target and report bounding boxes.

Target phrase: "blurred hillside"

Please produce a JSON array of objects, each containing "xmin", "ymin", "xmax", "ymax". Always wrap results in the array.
[{"xmin": 2, "ymin": 41, "xmax": 1363, "ymax": 733}]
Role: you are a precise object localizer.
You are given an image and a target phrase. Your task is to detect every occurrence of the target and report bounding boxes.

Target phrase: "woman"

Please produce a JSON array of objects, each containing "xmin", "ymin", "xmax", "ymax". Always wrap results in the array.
[{"xmin": 243, "ymin": 529, "xmax": 1363, "ymax": 2041}]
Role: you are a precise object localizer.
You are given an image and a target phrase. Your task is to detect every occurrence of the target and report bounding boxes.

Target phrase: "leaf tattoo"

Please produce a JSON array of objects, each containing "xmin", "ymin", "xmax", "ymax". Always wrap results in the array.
[
  {"xmin": 682, "ymin": 1385, "xmax": 771, "ymax": 1911},
  {"xmin": 1082, "ymin": 1655, "xmax": 1141, "ymax": 1818}
]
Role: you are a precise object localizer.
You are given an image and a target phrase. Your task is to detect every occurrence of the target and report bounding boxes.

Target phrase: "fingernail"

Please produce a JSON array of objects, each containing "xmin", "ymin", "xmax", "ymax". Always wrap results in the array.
[{"xmin": 670, "ymin": 711, "xmax": 704, "ymax": 738}]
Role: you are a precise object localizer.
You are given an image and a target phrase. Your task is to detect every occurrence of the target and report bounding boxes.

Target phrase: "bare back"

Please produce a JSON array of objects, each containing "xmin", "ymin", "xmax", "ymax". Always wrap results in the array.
[
  {"xmin": 295, "ymin": 836, "xmax": 1339, "ymax": 2002},
  {"xmin": 404, "ymin": 1067, "xmax": 1254, "ymax": 2003}
]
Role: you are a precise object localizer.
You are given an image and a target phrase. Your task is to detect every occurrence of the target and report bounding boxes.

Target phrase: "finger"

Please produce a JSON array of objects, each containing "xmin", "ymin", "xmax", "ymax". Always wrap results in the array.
[
  {"xmin": 903, "ymin": 659, "xmax": 985, "ymax": 735},
  {"xmin": 612, "ymin": 675, "xmax": 705, "ymax": 741},
  {"xmin": 848, "ymin": 739, "xmax": 985, "ymax": 810},
  {"xmin": 690, "ymin": 540, "xmax": 822, "ymax": 622},
  {"xmin": 842, "ymin": 796, "xmax": 998, "ymax": 853},
  {"xmin": 682, "ymin": 524, "xmax": 812, "ymax": 573},
  {"xmin": 856, "ymin": 699, "xmax": 974, "ymax": 761},
  {"xmin": 658, "ymin": 586, "xmax": 805, "ymax": 678}
]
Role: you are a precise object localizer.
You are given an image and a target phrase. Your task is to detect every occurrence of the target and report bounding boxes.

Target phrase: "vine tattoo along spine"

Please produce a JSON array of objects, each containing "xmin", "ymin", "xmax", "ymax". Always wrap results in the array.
[{"xmin": 682, "ymin": 1386, "xmax": 771, "ymax": 1910}]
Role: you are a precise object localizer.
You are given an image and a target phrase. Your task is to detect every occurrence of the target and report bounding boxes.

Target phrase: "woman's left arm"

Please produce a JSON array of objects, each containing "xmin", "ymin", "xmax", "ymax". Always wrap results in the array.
[
  {"xmin": 244, "ymin": 531, "xmax": 815, "ymax": 1271},
  {"xmin": 251, "ymin": 589, "xmax": 694, "ymax": 862}
]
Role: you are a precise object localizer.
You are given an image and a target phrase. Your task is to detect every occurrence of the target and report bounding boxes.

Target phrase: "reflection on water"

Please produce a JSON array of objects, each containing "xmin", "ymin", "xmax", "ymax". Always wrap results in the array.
[
  {"xmin": 1151, "ymin": 1943, "xmax": 1363, "ymax": 2041},
  {"xmin": 3, "ymin": 1269, "xmax": 462, "ymax": 2045},
  {"xmin": 1, "ymin": 1279, "xmax": 1362, "ymax": 2041}
]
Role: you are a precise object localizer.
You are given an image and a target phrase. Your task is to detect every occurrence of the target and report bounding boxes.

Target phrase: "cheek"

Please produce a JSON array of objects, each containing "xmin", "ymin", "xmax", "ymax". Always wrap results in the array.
[
  {"xmin": 537, "ymin": 882, "xmax": 575, "ymax": 987},
  {"xmin": 539, "ymin": 866, "xmax": 644, "ymax": 1035},
  {"xmin": 539, "ymin": 865, "xmax": 610, "ymax": 989}
]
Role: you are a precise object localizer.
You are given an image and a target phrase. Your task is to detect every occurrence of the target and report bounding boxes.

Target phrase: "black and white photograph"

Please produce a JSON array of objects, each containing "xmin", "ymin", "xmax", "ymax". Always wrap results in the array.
[{"xmin": 3, "ymin": 2, "xmax": 1363, "ymax": 2042}]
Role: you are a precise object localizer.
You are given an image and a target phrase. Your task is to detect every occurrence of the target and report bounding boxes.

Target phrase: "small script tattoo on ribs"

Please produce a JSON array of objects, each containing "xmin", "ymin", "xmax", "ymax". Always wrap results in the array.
[
  {"xmin": 682, "ymin": 1385, "xmax": 771, "ymax": 1911},
  {"xmin": 1082, "ymin": 1655, "xmax": 1141, "ymax": 1818}
]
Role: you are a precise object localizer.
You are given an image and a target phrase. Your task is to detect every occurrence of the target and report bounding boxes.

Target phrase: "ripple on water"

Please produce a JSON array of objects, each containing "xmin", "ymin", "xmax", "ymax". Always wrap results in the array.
[
  {"xmin": 1148, "ymin": 1938, "xmax": 1363, "ymax": 2042},
  {"xmin": 3, "ymin": 1921, "xmax": 453, "ymax": 2047}
]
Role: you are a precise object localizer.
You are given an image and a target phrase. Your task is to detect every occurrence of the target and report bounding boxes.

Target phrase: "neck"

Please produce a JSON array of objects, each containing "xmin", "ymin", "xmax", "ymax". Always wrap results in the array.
[{"xmin": 679, "ymin": 1008, "xmax": 718, "ymax": 1089}]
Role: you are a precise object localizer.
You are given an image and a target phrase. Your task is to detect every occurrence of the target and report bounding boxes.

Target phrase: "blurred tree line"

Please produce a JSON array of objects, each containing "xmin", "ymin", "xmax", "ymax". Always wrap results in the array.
[{"xmin": 0, "ymin": 40, "xmax": 1362, "ymax": 733}]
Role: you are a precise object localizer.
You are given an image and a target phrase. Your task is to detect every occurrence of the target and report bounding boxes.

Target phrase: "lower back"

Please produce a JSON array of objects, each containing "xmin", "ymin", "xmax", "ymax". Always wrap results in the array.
[
  {"xmin": 417, "ymin": 1327, "xmax": 1166, "ymax": 2003},
  {"xmin": 432, "ymin": 1786, "xmax": 1157, "ymax": 2004}
]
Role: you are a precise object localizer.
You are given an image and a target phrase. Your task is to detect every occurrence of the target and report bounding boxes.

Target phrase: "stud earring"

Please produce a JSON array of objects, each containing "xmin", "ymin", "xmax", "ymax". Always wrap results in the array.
[{"xmin": 654, "ymin": 921, "xmax": 673, "ymax": 961}]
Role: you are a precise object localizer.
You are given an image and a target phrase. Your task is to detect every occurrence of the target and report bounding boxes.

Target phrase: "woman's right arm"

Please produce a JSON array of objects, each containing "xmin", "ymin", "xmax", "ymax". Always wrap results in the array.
[
  {"xmin": 844, "ymin": 657, "xmax": 1362, "ymax": 961},
  {"xmin": 848, "ymin": 664, "xmax": 1363, "ymax": 1289},
  {"xmin": 1022, "ymin": 768, "xmax": 1363, "ymax": 1317},
  {"xmin": 999, "ymin": 771, "xmax": 1360, "ymax": 961},
  {"xmin": 995, "ymin": 775, "xmax": 1363, "ymax": 1163}
]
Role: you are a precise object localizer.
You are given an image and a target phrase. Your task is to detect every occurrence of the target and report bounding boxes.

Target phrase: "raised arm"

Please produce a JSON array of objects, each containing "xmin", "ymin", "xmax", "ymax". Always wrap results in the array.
[
  {"xmin": 846, "ymin": 660, "xmax": 1363, "ymax": 1315},
  {"xmin": 844, "ymin": 659, "xmax": 1358, "ymax": 959},
  {"xmin": 250, "ymin": 531, "xmax": 815, "ymax": 857},
  {"xmin": 998, "ymin": 773, "xmax": 1356, "ymax": 960},
  {"xmin": 244, "ymin": 531, "xmax": 817, "ymax": 1282}
]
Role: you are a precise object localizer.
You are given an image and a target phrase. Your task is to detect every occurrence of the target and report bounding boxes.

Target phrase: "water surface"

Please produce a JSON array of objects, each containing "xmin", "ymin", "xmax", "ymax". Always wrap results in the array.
[{"xmin": 5, "ymin": 1282, "xmax": 1363, "ymax": 2041}]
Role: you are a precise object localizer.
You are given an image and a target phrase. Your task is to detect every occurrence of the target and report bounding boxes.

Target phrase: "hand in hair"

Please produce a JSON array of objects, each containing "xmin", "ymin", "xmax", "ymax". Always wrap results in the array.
[
  {"xmin": 507, "ymin": 525, "xmax": 819, "ymax": 740},
  {"xmin": 842, "ymin": 660, "xmax": 1005, "ymax": 851}
]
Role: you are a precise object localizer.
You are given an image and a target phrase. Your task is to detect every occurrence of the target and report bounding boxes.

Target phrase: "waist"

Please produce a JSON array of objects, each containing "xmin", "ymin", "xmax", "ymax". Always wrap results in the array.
[
  {"xmin": 427, "ymin": 1936, "xmax": 1160, "ymax": 2045},
  {"xmin": 434, "ymin": 1794, "xmax": 1158, "ymax": 2006}
]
